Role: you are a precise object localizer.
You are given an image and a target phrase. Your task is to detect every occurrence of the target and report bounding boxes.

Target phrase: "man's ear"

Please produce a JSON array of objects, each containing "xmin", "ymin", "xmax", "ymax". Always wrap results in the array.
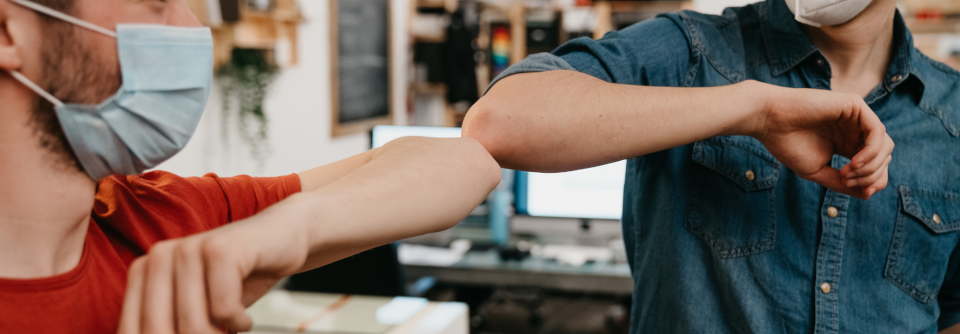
[{"xmin": 0, "ymin": 0, "xmax": 24, "ymax": 72}]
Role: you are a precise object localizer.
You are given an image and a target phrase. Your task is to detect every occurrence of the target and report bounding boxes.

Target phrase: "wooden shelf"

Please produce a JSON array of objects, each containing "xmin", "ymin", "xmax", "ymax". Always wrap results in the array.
[{"xmin": 186, "ymin": 0, "xmax": 303, "ymax": 68}]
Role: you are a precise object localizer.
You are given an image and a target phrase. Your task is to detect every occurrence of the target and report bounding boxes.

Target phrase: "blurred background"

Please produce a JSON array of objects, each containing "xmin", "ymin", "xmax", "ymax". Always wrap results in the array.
[{"xmin": 156, "ymin": 1, "xmax": 960, "ymax": 333}]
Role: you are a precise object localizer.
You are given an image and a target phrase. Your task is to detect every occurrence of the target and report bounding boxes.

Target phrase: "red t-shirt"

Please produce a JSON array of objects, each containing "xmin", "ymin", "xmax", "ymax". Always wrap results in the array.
[{"xmin": 0, "ymin": 171, "xmax": 301, "ymax": 334}]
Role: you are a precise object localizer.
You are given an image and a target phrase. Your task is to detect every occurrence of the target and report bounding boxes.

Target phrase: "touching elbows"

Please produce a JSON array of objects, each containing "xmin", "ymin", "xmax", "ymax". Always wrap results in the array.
[
  {"xmin": 462, "ymin": 97, "xmax": 517, "ymax": 168},
  {"xmin": 381, "ymin": 134, "xmax": 501, "ymax": 193},
  {"xmin": 458, "ymin": 135, "xmax": 504, "ymax": 192},
  {"xmin": 423, "ymin": 135, "xmax": 501, "ymax": 232}
]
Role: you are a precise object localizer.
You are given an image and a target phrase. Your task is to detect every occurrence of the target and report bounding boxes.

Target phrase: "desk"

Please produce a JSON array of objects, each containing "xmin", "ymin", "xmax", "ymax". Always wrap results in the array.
[
  {"xmin": 245, "ymin": 291, "xmax": 468, "ymax": 334},
  {"xmin": 404, "ymin": 249, "xmax": 633, "ymax": 295}
]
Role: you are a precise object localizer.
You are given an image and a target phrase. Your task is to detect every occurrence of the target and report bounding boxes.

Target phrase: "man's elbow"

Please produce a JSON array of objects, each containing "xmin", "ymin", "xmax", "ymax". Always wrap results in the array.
[{"xmin": 462, "ymin": 99, "xmax": 517, "ymax": 166}]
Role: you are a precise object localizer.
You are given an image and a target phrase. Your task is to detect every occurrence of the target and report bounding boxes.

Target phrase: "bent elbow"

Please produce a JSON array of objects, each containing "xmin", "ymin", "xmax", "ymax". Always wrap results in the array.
[{"xmin": 462, "ymin": 100, "xmax": 517, "ymax": 166}]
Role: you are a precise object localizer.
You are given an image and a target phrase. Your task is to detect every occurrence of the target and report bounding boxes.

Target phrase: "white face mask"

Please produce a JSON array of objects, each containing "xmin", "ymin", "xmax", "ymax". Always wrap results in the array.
[{"xmin": 784, "ymin": 0, "xmax": 872, "ymax": 27}]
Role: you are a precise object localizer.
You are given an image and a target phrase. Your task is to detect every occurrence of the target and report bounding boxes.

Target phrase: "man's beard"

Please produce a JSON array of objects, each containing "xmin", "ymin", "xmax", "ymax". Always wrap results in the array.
[{"xmin": 32, "ymin": 18, "xmax": 121, "ymax": 174}]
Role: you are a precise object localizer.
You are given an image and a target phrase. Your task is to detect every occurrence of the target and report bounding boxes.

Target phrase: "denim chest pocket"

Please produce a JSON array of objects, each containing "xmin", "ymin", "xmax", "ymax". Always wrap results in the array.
[
  {"xmin": 685, "ymin": 136, "xmax": 781, "ymax": 259},
  {"xmin": 885, "ymin": 186, "xmax": 960, "ymax": 303}
]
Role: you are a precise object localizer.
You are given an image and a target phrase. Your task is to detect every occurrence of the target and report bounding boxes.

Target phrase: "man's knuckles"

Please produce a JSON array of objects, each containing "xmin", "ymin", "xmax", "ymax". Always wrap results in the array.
[
  {"xmin": 147, "ymin": 240, "xmax": 178, "ymax": 256},
  {"xmin": 173, "ymin": 240, "xmax": 203, "ymax": 264},
  {"xmin": 199, "ymin": 236, "xmax": 242, "ymax": 269},
  {"xmin": 128, "ymin": 257, "xmax": 147, "ymax": 276}
]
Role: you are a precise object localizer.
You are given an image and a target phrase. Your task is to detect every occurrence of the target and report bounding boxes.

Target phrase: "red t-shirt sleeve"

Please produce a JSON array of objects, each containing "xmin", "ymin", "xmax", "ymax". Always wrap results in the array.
[
  {"xmin": 94, "ymin": 171, "xmax": 302, "ymax": 263},
  {"xmin": 213, "ymin": 173, "xmax": 303, "ymax": 223}
]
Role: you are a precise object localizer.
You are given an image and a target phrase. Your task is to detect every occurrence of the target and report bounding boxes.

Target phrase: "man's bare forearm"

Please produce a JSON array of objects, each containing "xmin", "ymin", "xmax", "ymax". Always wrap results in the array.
[
  {"xmin": 278, "ymin": 137, "xmax": 501, "ymax": 272},
  {"xmin": 463, "ymin": 70, "xmax": 769, "ymax": 172},
  {"xmin": 297, "ymin": 149, "xmax": 377, "ymax": 192}
]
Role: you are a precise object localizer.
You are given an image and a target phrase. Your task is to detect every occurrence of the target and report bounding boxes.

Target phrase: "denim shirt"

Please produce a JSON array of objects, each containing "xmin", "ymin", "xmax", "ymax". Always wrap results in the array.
[{"xmin": 490, "ymin": 1, "xmax": 960, "ymax": 333}]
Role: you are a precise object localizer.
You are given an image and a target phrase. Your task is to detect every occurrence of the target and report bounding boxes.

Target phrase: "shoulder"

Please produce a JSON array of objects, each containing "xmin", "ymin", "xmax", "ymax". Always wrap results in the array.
[
  {"xmin": 94, "ymin": 171, "xmax": 230, "ymax": 243},
  {"xmin": 543, "ymin": 15, "xmax": 696, "ymax": 85},
  {"xmin": 665, "ymin": 4, "xmax": 761, "ymax": 83},
  {"xmin": 96, "ymin": 171, "xmax": 225, "ymax": 208},
  {"xmin": 558, "ymin": 15, "xmax": 692, "ymax": 57},
  {"xmin": 671, "ymin": 5, "xmax": 758, "ymax": 46},
  {"xmin": 912, "ymin": 50, "xmax": 960, "ymax": 137}
]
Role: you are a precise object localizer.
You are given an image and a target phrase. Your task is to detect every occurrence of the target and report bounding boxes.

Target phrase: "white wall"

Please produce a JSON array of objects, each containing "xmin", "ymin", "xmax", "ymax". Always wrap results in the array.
[{"xmin": 157, "ymin": 0, "xmax": 410, "ymax": 177}]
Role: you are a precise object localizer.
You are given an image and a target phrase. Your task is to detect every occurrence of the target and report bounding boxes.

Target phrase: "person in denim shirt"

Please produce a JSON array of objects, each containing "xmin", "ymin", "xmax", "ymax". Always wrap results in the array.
[{"xmin": 463, "ymin": 0, "xmax": 960, "ymax": 332}]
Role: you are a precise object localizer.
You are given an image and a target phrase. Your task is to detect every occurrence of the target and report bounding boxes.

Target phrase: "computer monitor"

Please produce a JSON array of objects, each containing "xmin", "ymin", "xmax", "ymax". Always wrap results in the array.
[
  {"xmin": 515, "ymin": 161, "xmax": 626, "ymax": 220},
  {"xmin": 371, "ymin": 125, "xmax": 462, "ymax": 148}
]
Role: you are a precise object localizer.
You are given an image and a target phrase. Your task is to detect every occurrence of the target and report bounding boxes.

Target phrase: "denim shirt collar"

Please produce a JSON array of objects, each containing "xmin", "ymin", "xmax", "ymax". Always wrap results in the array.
[
  {"xmin": 758, "ymin": 0, "xmax": 819, "ymax": 77},
  {"xmin": 758, "ymin": 0, "xmax": 959, "ymax": 136},
  {"xmin": 759, "ymin": 0, "xmax": 913, "ymax": 79}
]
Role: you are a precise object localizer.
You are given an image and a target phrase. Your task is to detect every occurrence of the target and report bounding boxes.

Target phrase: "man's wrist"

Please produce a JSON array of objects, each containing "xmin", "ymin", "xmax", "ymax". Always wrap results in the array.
[
  {"xmin": 726, "ymin": 80, "xmax": 774, "ymax": 138},
  {"xmin": 281, "ymin": 192, "xmax": 328, "ymax": 256},
  {"xmin": 237, "ymin": 191, "xmax": 321, "ymax": 272}
]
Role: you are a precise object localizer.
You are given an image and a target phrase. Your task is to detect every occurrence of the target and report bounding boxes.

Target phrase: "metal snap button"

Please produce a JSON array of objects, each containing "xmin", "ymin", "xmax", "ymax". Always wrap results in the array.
[
  {"xmin": 827, "ymin": 207, "xmax": 838, "ymax": 218},
  {"xmin": 892, "ymin": 74, "xmax": 903, "ymax": 82},
  {"xmin": 816, "ymin": 58, "xmax": 825, "ymax": 66},
  {"xmin": 934, "ymin": 214, "xmax": 942, "ymax": 224},
  {"xmin": 821, "ymin": 282, "xmax": 831, "ymax": 294},
  {"xmin": 745, "ymin": 170, "xmax": 756, "ymax": 181}
]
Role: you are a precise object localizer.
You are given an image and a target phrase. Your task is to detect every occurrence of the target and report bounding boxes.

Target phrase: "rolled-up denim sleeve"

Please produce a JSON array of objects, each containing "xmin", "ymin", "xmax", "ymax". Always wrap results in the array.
[
  {"xmin": 938, "ymin": 247, "xmax": 960, "ymax": 330},
  {"xmin": 486, "ymin": 53, "xmax": 577, "ymax": 90},
  {"xmin": 487, "ymin": 13, "xmax": 692, "ymax": 92}
]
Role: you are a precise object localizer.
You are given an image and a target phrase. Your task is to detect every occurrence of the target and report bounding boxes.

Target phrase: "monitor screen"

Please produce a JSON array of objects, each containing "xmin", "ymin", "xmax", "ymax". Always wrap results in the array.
[
  {"xmin": 371, "ymin": 125, "xmax": 462, "ymax": 148},
  {"xmin": 516, "ymin": 161, "xmax": 626, "ymax": 220}
]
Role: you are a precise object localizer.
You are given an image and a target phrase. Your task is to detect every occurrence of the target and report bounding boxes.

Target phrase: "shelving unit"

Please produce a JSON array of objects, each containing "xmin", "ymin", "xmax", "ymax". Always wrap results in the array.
[
  {"xmin": 185, "ymin": 0, "xmax": 303, "ymax": 68},
  {"xmin": 405, "ymin": 0, "xmax": 689, "ymax": 128}
]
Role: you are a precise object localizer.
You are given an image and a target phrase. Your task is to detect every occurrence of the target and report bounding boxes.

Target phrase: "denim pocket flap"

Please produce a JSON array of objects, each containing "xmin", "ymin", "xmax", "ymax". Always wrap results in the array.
[
  {"xmin": 692, "ymin": 137, "xmax": 780, "ymax": 192},
  {"xmin": 899, "ymin": 185, "xmax": 960, "ymax": 234}
]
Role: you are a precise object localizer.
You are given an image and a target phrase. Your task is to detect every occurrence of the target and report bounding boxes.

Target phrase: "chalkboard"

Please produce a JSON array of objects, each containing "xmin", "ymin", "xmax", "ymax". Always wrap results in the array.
[{"xmin": 330, "ymin": 0, "xmax": 392, "ymax": 136}]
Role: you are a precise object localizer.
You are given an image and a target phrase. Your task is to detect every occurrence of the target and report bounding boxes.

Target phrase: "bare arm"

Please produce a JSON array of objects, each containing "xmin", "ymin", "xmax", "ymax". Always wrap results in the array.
[
  {"xmin": 292, "ymin": 137, "xmax": 502, "ymax": 270},
  {"xmin": 296, "ymin": 148, "xmax": 377, "ymax": 192},
  {"xmin": 464, "ymin": 70, "xmax": 894, "ymax": 199},
  {"xmin": 465, "ymin": 70, "xmax": 765, "ymax": 172},
  {"xmin": 118, "ymin": 137, "xmax": 502, "ymax": 334}
]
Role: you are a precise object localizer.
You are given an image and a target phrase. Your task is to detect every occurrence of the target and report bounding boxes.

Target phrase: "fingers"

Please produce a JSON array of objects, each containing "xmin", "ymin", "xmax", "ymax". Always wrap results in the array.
[
  {"xmin": 844, "ymin": 155, "xmax": 892, "ymax": 189},
  {"xmin": 118, "ymin": 258, "xmax": 146, "ymax": 334},
  {"xmin": 203, "ymin": 238, "xmax": 254, "ymax": 332},
  {"xmin": 802, "ymin": 166, "xmax": 849, "ymax": 196},
  {"xmin": 142, "ymin": 242, "xmax": 177, "ymax": 334},
  {"xmin": 119, "ymin": 237, "xmax": 248, "ymax": 334},
  {"xmin": 175, "ymin": 242, "xmax": 221, "ymax": 334},
  {"xmin": 861, "ymin": 161, "xmax": 890, "ymax": 199},
  {"xmin": 847, "ymin": 102, "xmax": 888, "ymax": 175},
  {"xmin": 802, "ymin": 165, "xmax": 873, "ymax": 201},
  {"xmin": 846, "ymin": 133, "xmax": 894, "ymax": 180}
]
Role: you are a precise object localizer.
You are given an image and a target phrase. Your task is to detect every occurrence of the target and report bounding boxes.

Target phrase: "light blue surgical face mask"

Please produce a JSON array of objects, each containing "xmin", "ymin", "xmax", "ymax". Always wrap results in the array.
[{"xmin": 6, "ymin": 0, "xmax": 213, "ymax": 181}]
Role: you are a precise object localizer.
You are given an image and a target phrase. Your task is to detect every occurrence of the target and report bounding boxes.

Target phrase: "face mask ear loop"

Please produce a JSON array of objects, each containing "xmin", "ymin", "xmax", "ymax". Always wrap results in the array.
[
  {"xmin": 7, "ymin": 70, "xmax": 65, "ymax": 107},
  {"xmin": 7, "ymin": 0, "xmax": 117, "ymax": 38}
]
